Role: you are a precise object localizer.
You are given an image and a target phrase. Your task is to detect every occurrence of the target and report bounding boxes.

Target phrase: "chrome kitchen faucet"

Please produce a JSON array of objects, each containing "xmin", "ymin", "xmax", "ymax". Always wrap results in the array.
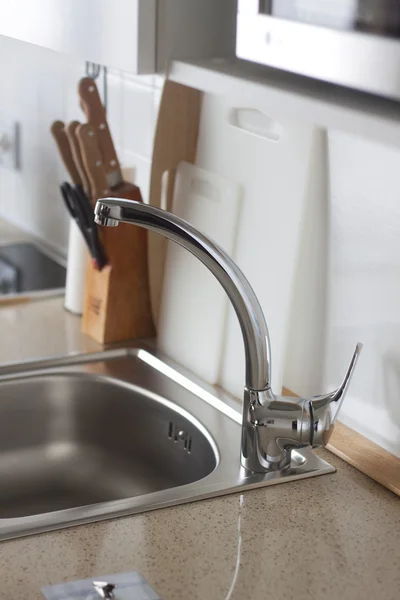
[{"xmin": 95, "ymin": 198, "xmax": 362, "ymax": 473}]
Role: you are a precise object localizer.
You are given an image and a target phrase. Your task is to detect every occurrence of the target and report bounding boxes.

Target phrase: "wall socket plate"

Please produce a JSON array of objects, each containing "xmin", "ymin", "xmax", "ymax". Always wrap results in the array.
[{"xmin": 0, "ymin": 114, "xmax": 19, "ymax": 170}]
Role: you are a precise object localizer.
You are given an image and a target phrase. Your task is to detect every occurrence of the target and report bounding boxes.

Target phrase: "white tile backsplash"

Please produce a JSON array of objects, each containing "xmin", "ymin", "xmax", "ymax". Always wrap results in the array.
[
  {"xmin": 121, "ymin": 74, "xmax": 156, "ymax": 159},
  {"xmin": 106, "ymin": 69, "xmax": 123, "ymax": 151},
  {"xmin": 0, "ymin": 36, "xmax": 159, "ymax": 254}
]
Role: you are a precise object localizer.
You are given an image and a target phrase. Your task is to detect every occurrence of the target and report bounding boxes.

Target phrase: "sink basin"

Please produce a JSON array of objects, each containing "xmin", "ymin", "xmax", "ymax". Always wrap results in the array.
[
  {"xmin": 0, "ymin": 347, "xmax": 335, "ymax": 540},
  {"xmin": 0, "ymin": 376, "xmax": 217, "ymax": 518}
]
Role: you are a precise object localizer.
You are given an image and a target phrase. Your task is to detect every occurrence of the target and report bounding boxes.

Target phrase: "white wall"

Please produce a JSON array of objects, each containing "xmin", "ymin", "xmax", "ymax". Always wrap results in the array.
[
  {"xmin": 324, "ymin": 132, "xmax": 400, "ymax": 457},
  {"xmin": 285, "ymin": 131, "xmax": 400, "ymax": 457},
  {"xmin": 0, "ymin": 35, "xmax": 161, "ymax": 254}
]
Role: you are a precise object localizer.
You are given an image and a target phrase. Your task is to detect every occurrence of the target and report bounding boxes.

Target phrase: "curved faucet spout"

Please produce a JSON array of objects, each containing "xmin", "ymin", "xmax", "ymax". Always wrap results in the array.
[
  {"xmin": 95, "ymin": 197, "xmax": 361, "ymax": 473},
  {"xmin": 95, "ymin": 198, "xmax": 272, "ymax": 392}
]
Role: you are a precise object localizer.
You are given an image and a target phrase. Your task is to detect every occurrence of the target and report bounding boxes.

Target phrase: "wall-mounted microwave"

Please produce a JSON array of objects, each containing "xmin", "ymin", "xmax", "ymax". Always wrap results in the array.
[{"xmin": 237, "ymin": 1, "xmax": 400, "ymax": 101}]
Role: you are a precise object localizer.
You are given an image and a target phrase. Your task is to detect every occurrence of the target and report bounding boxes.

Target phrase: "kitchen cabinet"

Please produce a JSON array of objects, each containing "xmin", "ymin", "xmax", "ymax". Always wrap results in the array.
[{"xmin": 0, "ymin": 0, "xmax": 237, "ymax": 74}]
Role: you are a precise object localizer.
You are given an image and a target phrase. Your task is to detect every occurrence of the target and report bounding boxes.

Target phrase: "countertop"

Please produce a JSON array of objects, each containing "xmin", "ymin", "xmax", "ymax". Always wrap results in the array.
[{"xmin": 0, "ymin": 298, "xmax": 399, "ymax": 600}]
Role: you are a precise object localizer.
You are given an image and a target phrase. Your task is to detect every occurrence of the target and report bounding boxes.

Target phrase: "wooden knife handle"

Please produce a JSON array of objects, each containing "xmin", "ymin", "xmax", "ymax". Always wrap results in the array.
[
  {"xmin": 76, "ymin": 123, "xmax": 109, "ymax": 203},
  {"xmin": 78, "ymin": 77, "xmax": 122, "ymax": 183},
  {"xmin": 65, "ymin": 121, "xmax": 92, "ymax": 197},
  {"xmin": 50, "ymin": 120, "xmax": 82, "ymax": 186}
]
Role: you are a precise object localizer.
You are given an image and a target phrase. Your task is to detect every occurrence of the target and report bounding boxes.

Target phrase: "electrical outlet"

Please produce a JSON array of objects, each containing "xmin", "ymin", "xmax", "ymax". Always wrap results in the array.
[{"xmin": 0, "ymin": 114, "xmax": 19, "ymax": 170}]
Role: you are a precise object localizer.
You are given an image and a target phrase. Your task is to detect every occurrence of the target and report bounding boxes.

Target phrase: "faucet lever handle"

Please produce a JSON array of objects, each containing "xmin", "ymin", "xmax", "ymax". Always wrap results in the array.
[
  {"xmin": 309, "ymin": 343, "xmax": 363, "ymax": 446},
  {"xmin": 333, "ymin": 342, "xmax": 363, "ymax": 419}
]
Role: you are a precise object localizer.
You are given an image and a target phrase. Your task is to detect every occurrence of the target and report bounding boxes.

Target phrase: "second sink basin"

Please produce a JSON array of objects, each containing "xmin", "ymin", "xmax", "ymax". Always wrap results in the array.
[{"xmin": 0, "ymin": 347, "xmax": 335, "ymax": 540}]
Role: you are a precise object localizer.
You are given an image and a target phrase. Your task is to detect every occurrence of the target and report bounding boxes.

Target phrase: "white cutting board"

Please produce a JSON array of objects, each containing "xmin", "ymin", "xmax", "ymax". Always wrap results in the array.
[
  {"xmin": 195, "ymin": 95, "xmax": 317, "ymax": 399},
  {"xmin": 157, "ymin": 161, "xmax": 241, "ymax": 383}
]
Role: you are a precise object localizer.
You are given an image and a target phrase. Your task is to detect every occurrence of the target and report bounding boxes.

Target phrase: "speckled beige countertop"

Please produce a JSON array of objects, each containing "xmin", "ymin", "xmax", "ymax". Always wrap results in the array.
[{"xmin": 0, "ymin": 298, "xmax": 399, "ymax": 600}]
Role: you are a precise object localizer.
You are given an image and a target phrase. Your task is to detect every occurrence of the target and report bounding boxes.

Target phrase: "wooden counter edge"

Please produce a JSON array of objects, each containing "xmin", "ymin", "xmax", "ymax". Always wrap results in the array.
[
  {"xmin": 327, "ymin": 421, "xmax": 400, "ymax": 496},
  {"xmin": 0, "ymin": 296, "xmax": 31, "ymax": 308},
  {"xmin": 282, "ymin": 386, "xmax": 400, "ymax": 497}
]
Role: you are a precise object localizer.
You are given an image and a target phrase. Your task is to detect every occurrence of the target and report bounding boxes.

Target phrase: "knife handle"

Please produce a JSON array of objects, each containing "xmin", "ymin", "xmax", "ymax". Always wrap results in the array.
[
  {"xmin": 78, "ymin": 77, "xmax": 122, "ymax": 183},
  {"xmin": 50, "ymin": 121, "xmax": 82, "ymax": 186},
  {"xmin": 76, "ymin": 123, "xmax": 109, "ymax": 204},
  {"xmin": 65, "ymin": 121, "xmax": 92, "ymax": 197}
]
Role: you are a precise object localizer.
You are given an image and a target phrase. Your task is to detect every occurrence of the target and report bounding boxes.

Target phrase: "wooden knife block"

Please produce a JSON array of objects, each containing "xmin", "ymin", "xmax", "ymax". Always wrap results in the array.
[{"xmin": 82, "ymin": 189, "xmax": 155, "ymax": 345}]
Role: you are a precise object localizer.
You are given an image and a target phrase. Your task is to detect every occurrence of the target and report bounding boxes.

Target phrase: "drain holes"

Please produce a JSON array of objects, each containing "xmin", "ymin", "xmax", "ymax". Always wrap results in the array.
[
  {"xmin": 185, "ymin": 437, "xmax": 192, "ymax": 453},
  {"xmin": 168, "ymin": 422, "xmax": 192, "ymax": 453}
]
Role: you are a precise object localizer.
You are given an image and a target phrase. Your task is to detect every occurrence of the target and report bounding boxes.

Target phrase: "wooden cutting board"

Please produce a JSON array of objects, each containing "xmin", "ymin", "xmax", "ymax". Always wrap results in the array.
[{"xmin": 148, "ymin": 80, "xmax": 202, "ymax": 328}]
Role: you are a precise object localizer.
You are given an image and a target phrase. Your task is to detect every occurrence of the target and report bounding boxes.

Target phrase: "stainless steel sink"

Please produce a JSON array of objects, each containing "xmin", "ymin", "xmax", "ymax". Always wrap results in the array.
[{"xmin": 0, "ymin": 347, "xmax": 335, "ymax": 540}]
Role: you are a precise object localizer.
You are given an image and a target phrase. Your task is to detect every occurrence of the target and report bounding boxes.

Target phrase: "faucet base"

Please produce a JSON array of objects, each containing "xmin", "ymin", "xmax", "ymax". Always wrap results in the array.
[{"xmin": 239, "ymin": 447, "xmax": 335, "ymax": 483}]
